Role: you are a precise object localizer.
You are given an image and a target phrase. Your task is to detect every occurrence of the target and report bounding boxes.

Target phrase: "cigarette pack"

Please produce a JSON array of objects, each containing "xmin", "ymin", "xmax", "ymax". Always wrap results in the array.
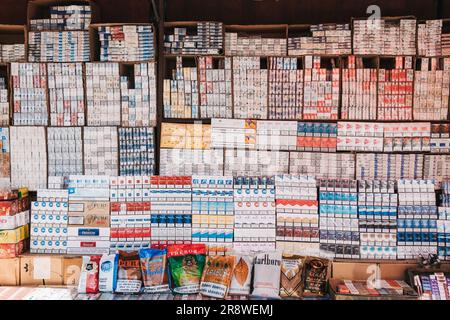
[
  {"xmin": 256, "ymin": 120, "xmax": 297, "ymax": 151},
  {"xmin": 289, "ymin": 152, "xmax": 355, "ymax": 180},
  {"xmin": 160, "ymin": 122, "xmax": 211, "ymax": 149},
  {"xmin": 418, "ymin": 20, "xmax": 443, "ymax": 57},
  {"xmin": 30, "ymin": 5, "xmax": 91, "ymax": 31},
  {"xmin": 83, "ymin": 127, "xmax": 118, "ymax": 176},
  {"xmin": 383, "ymin": 123, "xmax": 431, "ymax": 152},
  {"xmin": 430, "ymin": 124, "xmax": 450, "ymax": 153},
  {"xmin": 225, "ymin": 33, "xmax": 286, "ymax": 56},
  {"xmin": 0, "ymin": 44, "xmax": 25, "ymax": 63},
  {"xmin": 119, "ymin": 127, "xmax": 155, "ymax": 176},
  {"xmin": 337, "ymin": 122, "xmax": 383, "ymax": 152},
  {"xmin": 0, "ymin": 77, "xmax": 9, "ymax": 125},
  {"xmin": 298, "ymin": 122, "xmax": 337, "ymax": 152},
  {"xmin": 423, "ymin": 155, "xmax": 450, "ymax": 188},
  {"xmin": 211, "ymin": 118, "xmax": 256, "ymax": 149},
  {"xmin": 47, "ymin": 127, "xmax": 83, "ymax": 178},
  {"xmin": 0, "ymin": 128, "xmax": 10, "ymax": 179}
]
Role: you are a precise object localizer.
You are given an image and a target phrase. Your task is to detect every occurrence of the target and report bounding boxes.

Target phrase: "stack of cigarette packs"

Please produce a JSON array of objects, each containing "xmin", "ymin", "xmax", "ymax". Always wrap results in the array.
[
  {"xmin": 191, "ymin": 175, "xmax": 234, "ymax": 255},
  {"xmin": 438, "ymin": 181, "xmax": 450, "ymax": 260},
  {"xmin": 0, "ymin": 128, "xmax": 9, "ymax": 180},
  {"xmin": 163, "ymin": 57, "xmax": 199, "ymax": 118},
  {"xmin": 378, "ymin": 56, "xmax": 414, "ymax": 121},
  {"xmin": 256, "ymin": 120, "xmax": 297, "ymax": 151},
  {"xmin": 159, "ymin": 148, "xmax": 224, "ymax": 176},
  {"xmin": 414, "ymin": 58, "xmax": 450, "ymax": 121},
  {"xmin": 86, "ymin": 62, "xmax": 121, "ymax": 125},
  {"xmin": 397, "ymin": 179, "xmax": 438, "ymax": 259},
  {"xmin": 118, "ymin": 127, "xmax": 155, "ymax": 176},
  {"xmin": 383, "ymin": 123, "xmax": 431, "ymax": 152},
  {"xmin": 0, "ymin": 44, "xmax": 25, "ymax": 63},
  {"xmin": 442, "ymin": 31, "xmax": 450, "ymax": 56},
  {"xmin": 430, "ymin": 123, "xmax": 450, "ymax": 153},
  {"xmin": 160, "ymin": 122, "xmax": 211, "ymax": 150},
  {"xmin": 29, "ymin": 5, "xmax": 91, "ymax": 31},
  {"xmin": 11, "ymin": 63, "xmax": 48, "ymax": 126},
  {"xmin": 10, "ymin": 127, "xmax": 47, "ymax": 191},
  {"xmin": 319, "ymin": 179, "xmax": 360, "ymax": 259},
  {"xmin": 109, "ymin": 176, "xmax": 151, "ymax": 252},
  {"xmin": 418, "ymin": 20, "xmax": 443, "ymax": 57},
  {"xmin": 98, "ymin": 25, "xmax": 155, "ymax": 62},
  {"xmin": 337, "ymin": 122, "xmax": 384, "ymax": 152},
  {"xmin": 198, "ymin": 56, "xmax": 233, "ymax": 119},
  {"xmin": 296, "ymin": 122, "xmax": 337, "ymax": 152},
  {"xmin": 211, "ymin": 119, "xmax": 257, "ymax": 149},
  {"xmin": 341, "ymin": 56, "xmax": 378, "ymax": 120},
  {"xmin": 47, "ymin": 127, "xmax": 83, "ymax": 178},
  {"xmin": 149, "ymin": 176, "xmax": 192, "ymax": 248},
  {"xmin": 48, "ymin": 63, "xmax": 85, "ymax": 126},
  {"xmin": 268, "ymin": 57, "xmax": 303, "ymax": 120},
  {"xmin": 303, "ymin": 56, "xmax": 339, "ymax": 120},
  {"xmin": 164, "ymin": 22, "xmax": 223, "ymax": 55},
  {"xmin": 225, "ymin": 32, "xmax": 286, "ymax": 56},
  {"xmin": 233, "ymin": 57, "xmax": 268, "ymax": 119},
  {"xmin": 233, "ymin": 176, "xmax": 276, "ymax": 252},
  {"xmin": 30, "ymin": 189, "xmax": 69, "ymax": 254},
  {"xmin": 121, "ymin": 62, "xmax": 157, "ymax": 127},
  {"xmin": 358, "ymin": 180, "xmax": 398, "ymax": 260},
  {"xmin": 0, "ymin": 188, "xmax": 30, "ymax": 258},
  {"xmin": 289, "ymin": 152, "xmax": 355, "ymax": 180},
  {"xmin": 423, "ymin": 155, "xmax": 450, "ymax": 187},
  {"xmin": 28, "ymin": 30, "xmax": 90, "ymax": 62},
  {"xmin": 83, "ymin": 127, "xmax": 118, "ymax": 176},
  {"xmin": 356, "ymin": 153, "xmax": 424, "ymax": 181},
  {"xmin": 275, "ymin": 175, "xmax": 319, "ymax": 255},
  {"xmin": 288, "ymin": 24, "xmax": 352, "ymax": 56},
  {"xmin": 67, "ymin": 175, "xmax": 111, "ymax": 255},
  {"xmin": 224, "ymin": 149, "xmax": 289, "ymax": 177},
  {"xmin": 353, "ymin": 19, "xmax": 416, "ymax": 55},
  {"xmin": 0, "ymin": 77, "xmax": 8, "ymax": 126}
]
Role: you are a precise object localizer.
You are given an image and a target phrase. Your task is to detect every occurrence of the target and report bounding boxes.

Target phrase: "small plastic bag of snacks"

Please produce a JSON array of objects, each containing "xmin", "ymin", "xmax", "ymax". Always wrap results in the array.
[
  {"xmin": 99, "ymin": 254, "xmax": 118, "ymax": 292},
  {"xmin": 280, "ymin": 254, "xmax": 306, "ymax": 298},
  {"xmin": 115, "ymin": 251, "xmax": 142, "ymax": 294},
  {"xmin": 200, "ymin": 255, "xmax": 235, "ymax": 298},
  {"xmin": 167, "ymin": 244, "xmax": 206, "ymax": 294},
  {"xmin": 302, "ymin": 257, "xmax": 330, "ymax": 296},
  {"xmin": 229, "ymin": 254, "xmax": 254, "ymax": 296},
  {"xmin": 251, "ymin": 251, "xmax": 282, "ymax": 299},
  {"xmin": 139, "ymin": 248, "xmax": 170, "ymax": 293},
  {"xmin": 78, "ymin": 256, "xmax": 101, "ymax": 294}
]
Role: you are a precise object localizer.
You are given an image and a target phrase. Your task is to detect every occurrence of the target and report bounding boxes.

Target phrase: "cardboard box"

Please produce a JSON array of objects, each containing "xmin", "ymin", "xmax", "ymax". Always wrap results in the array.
[
  {"xmin": 332, "ymin": 262, "xmax": 375, "ymax": 281},
  {"xmin": 20, "ymin": 255, "xmax": 64, "ymax": 286},
  {"xmin": 0, "ymin": 258, "xmax": 20, "ymax": 286},
  {"xmin": 63, "ymin": 256, "xmax": 83, "ymax": 286}
]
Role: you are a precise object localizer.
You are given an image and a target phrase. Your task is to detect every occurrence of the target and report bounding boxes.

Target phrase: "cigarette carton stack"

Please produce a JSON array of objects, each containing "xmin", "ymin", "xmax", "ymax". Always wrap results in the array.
[
  {"xmin": 288, "ymin": 24, "xmax": 351, "ymax": 55},
  {"xmin": 303, "ymin": 56, "xmax": 339, "ymax": 120},
  {"xmin": 120, "ymin": 62, "xmax": 157, "ymax": 127},
  {"xmin": 275, "ymin": 175, "xmax": 320, "ymax": 255},
  {"xmin": 160, "ymin": 122, "xmax": 211, "ymax": 150},
  {"xmin": 358, "ymin": 180, "xmax": 398, "ymax": 260},
  {"xmin": 28, "ymin": 31, "xmax": 90, "ymax": 62},
  {"xmin": 66, "ymin": 175, "xmax": 111, "ymax": 255},
  {"xmin": 0, "ymin": 44, "xmax": 25, "ymax": 62},
  {"xmin": 383, "ymin": 123, "xmax": 431, "ymax": 152},
  {"xmin": 0, "ymin": 77, "xmax": 8, "ymax": 126},
  {"xmin": 423, "ymin": 155, "xmax": 450, "ymax": 187},
  {"xmin": 437, "ymin": 181, "xmax": 450, "ymax": 261},
  {"xmin": 430, "ymin": 124, "xmax": 450, "ymax": 153},
  {"xmin": 0, "ymin": 128, "xmax": 10, "ymax": 180},
  {"xmin": 48, "ymin": 63, "xmax": 85, "ymax": 126},
  {"xmin": 30, "ymin": 189, "xmax": 69, "ymax": 254},
  {"xmin": 268, "ymin": 57, "xmax": 303, "ymax": 120},
  {"xmin": 233, "ymin": 176, "xmax": 276, "ymax": 252},
  {"xmin": 442, "ymin": 32, "xmax": 450, "ymax": 56},
  {"xmin": 109, "ymin": 176, "xmax": 151, "ymax": 252},
  {"xmin": 418, "ymin": 20, "xmax": 443, "ymax": 57},
  {"xmin": 29, "ymin": 5, "xmax": 91, "ymax": 31},
  {"xmin": 397, "ymin": 179, "xmax": 438, "ymax": 259},
  {"xmin": 47, "ymin": 127, "xmax": 83, "ymax": 178},
  {"xmin": 211, "ymin": 119, "xmax": 257, "ymax": 149},
  {"xmin": 289, "ymin": 152, "xmax": 355, "ymax": 180},
  {"xmin": 164, "ymin": 22, "xmax": 223, "ymax": 55},
  {"xmin": 191, "ymin": 176, "xmax": 234, "ymax": 255},
  {"xmin": 356, "ymin": 153, "xmax": 424, "ymax": 181},
  {"xmin": 118, "ymin": 127, "xmax": 155, "ymax": 176},
  {"xmin": 198, "ymin": 56, "xmax": 233, "ymax": 119},
  {"xmin": 256, "ymin": 120, "xmax": 297, "ymax": 151},
  {"xmin": 83, "ymin": 127, "xmax": 118, "ymax": 176},
  {"xmin": 341, "ymin": 56, "xmax": 378, "ymax": 120},
  {"xmin": 319, "ymin": 179, "xmax": 360, "ymax": 259},
  {"xmin": 378, "ymin": 57, "xmax": 414, "ymax": 121},
  {"xmin": 160, "ymin": 149, "xmax": 224, "ymax": 176},
  {"xmin": 297, "ymin": 122, "xmax": 337, "ymax": 152},
  {"xmin": 414, "ymin": 58, "xmax": 450, "ymax": 121},
  {"xmin": 224, "ymin": 149, "xmax": 289, "ymax": 176},
  {"xmin": 337, "ymin": 122, "xmax": 384, "ymax": 152},
  {"xmin": 86, "ymin": 62, "xmax": 121, "ymax": 125},
  {"xmin": 149, "ymin": 176, "xmax": 192, "ymax": 248},
  {"xmin": 10, "ymin": 126, "xmax": 47, "ymax": 191},
  {"xmin": 232, "ymin": 57, "xmax": 268, "ymax": 119},
  {"xmin": 11, "ymin": 63, "xmax": 48, "ymax": 126},
  {"xmin": 225, "ymin": 32, "xmax": 286, "ymax": 56},
  {"xmin": 0, "ymin": 188, "xmax": 30, "ymax": 258},
  {"xmin": 98, "ymin": 25, "xmax": 155, "ymax": 62},
  {"xmin": 163, "ymin": 57, "xmax": 199, "ymax": 118}
]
